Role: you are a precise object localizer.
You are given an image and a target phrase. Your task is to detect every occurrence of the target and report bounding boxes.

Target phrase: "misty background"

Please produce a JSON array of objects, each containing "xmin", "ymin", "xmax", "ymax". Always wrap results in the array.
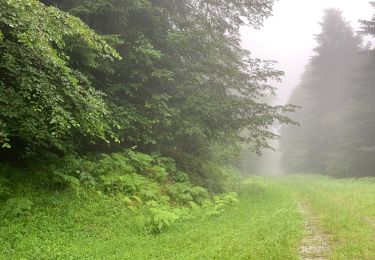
[{"xmin": 239, "ymin": 0, "xmax": 375, "ymax": 175}]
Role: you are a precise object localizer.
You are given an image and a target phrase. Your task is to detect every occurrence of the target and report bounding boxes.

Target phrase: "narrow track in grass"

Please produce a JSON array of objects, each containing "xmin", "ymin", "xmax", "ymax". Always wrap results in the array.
[
  {"xmin": 281, "ymin": 175, "xmax": 375, "ymax": 259},
  {"xmin": 298, "ymin": 202, "xmax": 329, "ymax": 260}
]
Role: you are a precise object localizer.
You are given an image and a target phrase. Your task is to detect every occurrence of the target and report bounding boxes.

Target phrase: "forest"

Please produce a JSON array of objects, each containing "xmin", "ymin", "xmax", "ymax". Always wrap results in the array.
[
  {"xmin": 281, "ymin": 6, "xmax": 375, "ymax": 178},
  {"xmin": 0, "ymin": 0, "xmax": 374, "ymax": 259}
]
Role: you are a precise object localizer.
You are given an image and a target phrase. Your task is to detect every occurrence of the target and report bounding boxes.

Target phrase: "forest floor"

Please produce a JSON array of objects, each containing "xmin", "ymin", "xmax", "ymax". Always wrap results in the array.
[{"xmin": 0, "ymin": 175, "xmax": 374, "ymax": 259}]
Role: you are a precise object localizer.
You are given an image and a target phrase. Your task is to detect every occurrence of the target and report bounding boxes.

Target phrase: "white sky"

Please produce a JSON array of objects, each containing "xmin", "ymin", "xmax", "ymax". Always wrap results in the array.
[{"xmin": 241, "ymin": 0, "xmax": 374, "ymax": 105}]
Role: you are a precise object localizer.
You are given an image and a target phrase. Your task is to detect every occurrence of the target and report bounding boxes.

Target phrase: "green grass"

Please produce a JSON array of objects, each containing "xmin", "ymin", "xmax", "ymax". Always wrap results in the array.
[
  {"xmin": 87, "ymin": 180, "xmax": 303, "ymax": 260},
  {"xmin": 0, "ymin": 178, "xmax": 303, "ymax": 259},
  {"xmin": 2, "ymin": 173, "xmax": 373, "ymax": 259},
  {"xmin": 280, "ymin": 175, "xmax": 375, "ymax": 260}
]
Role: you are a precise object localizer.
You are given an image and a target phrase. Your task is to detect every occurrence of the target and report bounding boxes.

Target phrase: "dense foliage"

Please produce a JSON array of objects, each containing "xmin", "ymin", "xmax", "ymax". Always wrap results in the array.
[
  {"xmin": 0, "ymin": 0, "xmax": 295, "ymax": 187},
  {"xmin": 0, "ymin": 150, "xmax": 248, "ymax": 257},
  {"xmin": 0, "ymin": 171, "xmax": 307, "ymax": 259},
  {"xmin": 2, "ymin": 1, "xmax": 374, "ymax": 258},
  {"xmin": 0, "ymin": 0, "xmax": 121, "ymax": 157},
  {"xmin": 38, "ymin": 0, "xmax": 295, "ymax": 161},
  {"xmin": 280, "ymin": 6, "xmax": 375, "ymax": 177}
]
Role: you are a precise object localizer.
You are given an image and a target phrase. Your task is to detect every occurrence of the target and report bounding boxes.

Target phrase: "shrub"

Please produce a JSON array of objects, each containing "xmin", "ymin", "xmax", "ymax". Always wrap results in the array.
[
  {"xmin": 95, "ymin": 153, "xmax": 134, "ymax": 176},
  {"xmin": 100, "ymin": 173, "xmax": 146, "ymax": 196},
  {"xmin": 0, "ymin": 176, "xmax": 10, "ymax": 200},
  {"xmin": 145, "ymin": 165, "xmax": 169, "ymax": 182},
  {"xmin": 207, "ymin": 192, "xmax": 239, "ymax": 217},
  {"xmin": 165, "ymin": 183, "xmax": 208, "ymax": 206},
  {"xmin": 50, "ymin": 171, "xmax": 80, "ymax": 192},
  {"xmin": 2, "ymin": 197, "xmax": 34, "ymax": 217},
  {"xmin": 126, "ymin": 150, "xmax": 154, "ymax": 173},
  {"xmin": 0, "ymin": 150, "xmax": 243, "ymax": 236},
  {"xmin": 171, "ymin": 171, "xmax": 190, "ymax": 183},
  {"xmin": 145, "ymin": 202, "xmax": 191, "ymax": 234}
]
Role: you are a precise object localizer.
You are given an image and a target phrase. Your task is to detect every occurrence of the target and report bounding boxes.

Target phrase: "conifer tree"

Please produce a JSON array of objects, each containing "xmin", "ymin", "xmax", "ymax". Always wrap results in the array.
[{"xmin": 280, "ymin": 9, "xmax": 362, "ymax": 175}]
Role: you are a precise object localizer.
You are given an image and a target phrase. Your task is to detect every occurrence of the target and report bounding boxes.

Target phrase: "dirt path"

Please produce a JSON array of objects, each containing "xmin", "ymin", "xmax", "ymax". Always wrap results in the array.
[{"xmin": 298, "ymin": 202, "xmax": 330, "ymax": 260}]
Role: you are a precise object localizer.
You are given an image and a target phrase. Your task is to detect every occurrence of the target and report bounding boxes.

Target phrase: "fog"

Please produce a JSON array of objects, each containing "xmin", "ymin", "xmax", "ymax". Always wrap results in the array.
[
  {"xmin": 241, "ymin": 0, "xmax": 373, "ymax": 106},
  {"xmin": 239, "ymin": 0, "xmax": 375, "ymax": 176}
]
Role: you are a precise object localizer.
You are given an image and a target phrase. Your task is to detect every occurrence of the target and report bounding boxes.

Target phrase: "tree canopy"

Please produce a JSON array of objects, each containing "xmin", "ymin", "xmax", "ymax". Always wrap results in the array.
[
  {"xmin": 0, "ymin": 0, "xmax": 121, "ymax": 157},
  {"xmin": 0, "ymin": 0, "xmax": 295, "ymax": 183}
]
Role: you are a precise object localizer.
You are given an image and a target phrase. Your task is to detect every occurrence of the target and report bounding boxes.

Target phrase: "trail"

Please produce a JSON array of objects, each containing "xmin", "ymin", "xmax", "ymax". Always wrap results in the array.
[
  {"xmin": 298, "ymin": 202, "xmax": 330, "ymax": 260},
  {"xmin": 364, "ymin": 217, "xmax": 375, "ymax": 230}
]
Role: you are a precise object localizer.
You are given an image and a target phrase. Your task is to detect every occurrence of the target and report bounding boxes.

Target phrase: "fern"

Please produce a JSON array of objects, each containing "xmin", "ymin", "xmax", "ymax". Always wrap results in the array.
[{"xmin": 2, "ymin": 197, "xmax": 34, "ymax": 217}]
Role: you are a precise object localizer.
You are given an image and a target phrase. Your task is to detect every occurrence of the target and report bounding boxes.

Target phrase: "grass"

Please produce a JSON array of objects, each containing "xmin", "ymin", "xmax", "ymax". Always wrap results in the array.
[
  {"xmin": 280, "ymin": 175, "xmax": 375, "ymax": 260},
  {"xmin": 88, "ymin": 180, "xmax": 303, "ymax": 259},
  {"xmin": 0, "ymin": 178, "xmax": 303, "ymax": 259},
  {"xmin": 1, "ymin": 172, "xmax": 374, "ymax": 259}
]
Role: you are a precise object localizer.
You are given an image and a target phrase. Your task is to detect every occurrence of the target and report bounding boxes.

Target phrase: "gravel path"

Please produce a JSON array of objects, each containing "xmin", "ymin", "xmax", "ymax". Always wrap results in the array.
[{"xmin": 298, "ymin": 202, "xmax": 330, "ymax": 260}]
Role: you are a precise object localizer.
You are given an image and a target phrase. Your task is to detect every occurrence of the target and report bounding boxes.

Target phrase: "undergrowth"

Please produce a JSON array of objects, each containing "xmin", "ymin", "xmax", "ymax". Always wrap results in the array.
[{"xmin": 0, "ymin": 150, "xmax": 243, "ymax": 258}]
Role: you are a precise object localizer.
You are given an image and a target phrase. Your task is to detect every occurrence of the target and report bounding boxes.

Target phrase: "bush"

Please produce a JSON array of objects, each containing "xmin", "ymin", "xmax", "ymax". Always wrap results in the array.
[
  {"xmin": 0, "ymin": 150, "xmax": 243, "ymax": 236},
  {"xmin": 165, "ymin": 183, "xmax": 209, "ymax": 206},
  {"xmin": 207, "ymin": 192, "xmax": 239, "ymax": 217},
  {"xmin": 145, "ymin": 201, "xmax": 192, "ymax": 234},
  {"xmin": 0, "ymin": 176, "xmax": 10, "ymax": 200},
  {"xmin": 2, "ymin": 197, "xmax": 34, "ymax": 218},
  {"xmin": 50, "ymin": 171, "xmax": 80, "ymax": 192},
  {"xmin": 100, "ymin": 173, "xmax": 145, "ymax": 195}
]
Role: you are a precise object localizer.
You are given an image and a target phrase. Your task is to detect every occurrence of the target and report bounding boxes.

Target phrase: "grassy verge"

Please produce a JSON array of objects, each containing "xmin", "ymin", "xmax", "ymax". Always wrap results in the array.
[
  {"xmin": 280, "ymin": 175, "xmax": 375, "ymax": 259},
  {"xmin": 0, "ymin": 176, "xmax": 303, "ymax": 259},
  {"xmin": 88, "ymin": 180, "xmax": 303, "ymax": 259}
]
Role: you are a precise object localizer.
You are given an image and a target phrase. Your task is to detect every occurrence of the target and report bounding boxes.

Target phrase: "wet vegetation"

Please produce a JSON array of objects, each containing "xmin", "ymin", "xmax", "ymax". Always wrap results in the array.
[
  {"xmin": 282, "ymin": 175, "xmax": 375, "ymax": 259},
  {"xmin": 0, "ymin": 0, "xmax": 374, "ymax": 259}
]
